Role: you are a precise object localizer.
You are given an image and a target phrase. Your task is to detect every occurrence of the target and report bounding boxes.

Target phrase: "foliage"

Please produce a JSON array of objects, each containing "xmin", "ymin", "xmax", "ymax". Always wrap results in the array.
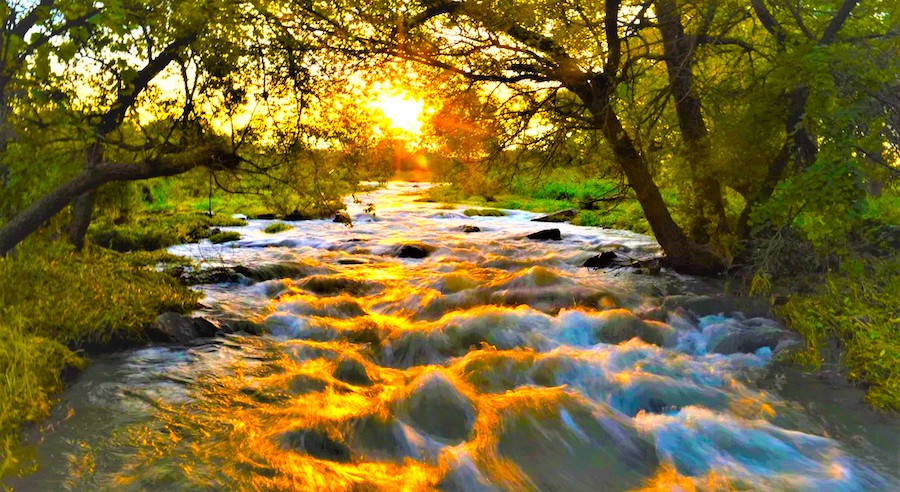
[
  {"xmin": 263, "ymin": 222, "xmax": 293, "ymax": 233},
  {"xmin": 463, "ymin": 208, "xmax": 506, "ymax": 217},
  {"xmin": 208, "ymin": 231, "xmax": 241, "ymax": 244},
  {"xmin": 0, "ymin": 241, "xmax": 199, "ymax": 474},
  {"xmin": 779, "ymin": 256, "xmax": 900, "ymax": 411},
  {"xmin": 88, "ymin": 213, "xmax": 246, "ymax": 252}
]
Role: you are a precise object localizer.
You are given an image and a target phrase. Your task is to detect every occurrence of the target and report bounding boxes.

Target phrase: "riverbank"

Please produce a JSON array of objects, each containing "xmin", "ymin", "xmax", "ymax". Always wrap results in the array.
[{"xmin": 0, "ymin": 241, "xmax": 200, "ymax": 475}]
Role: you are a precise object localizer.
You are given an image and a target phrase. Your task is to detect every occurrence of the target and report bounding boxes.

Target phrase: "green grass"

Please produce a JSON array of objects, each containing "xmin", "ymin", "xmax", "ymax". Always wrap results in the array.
[
  {"xmin": 0, "ymin": 241, "xmax": 200, "ymax": 475},
  {"xmin": 89, "ymin": 213, "xmax": 247, "ymax": 252},
  {"xmin": 779, "ymin": 255, "xmax": 900, "ymax": 411},
  {"xmin": 428, "ymin": 182, "xmax": 652, "ymax": 234},
  {"xmin": 209, "ymin": 231, "xmax": 241, "ymax": 244},
  {"xmin": 263, "ymin": 222, "xmax": 293, "ymax": 234},
  {"xmin": 463, "ymin": 208, "xmax": 507, "ymax": 217}
]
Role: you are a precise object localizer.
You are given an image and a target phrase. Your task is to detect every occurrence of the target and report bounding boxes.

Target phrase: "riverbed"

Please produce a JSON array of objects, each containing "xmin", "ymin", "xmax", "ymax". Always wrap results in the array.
[{"xmin": 7, "ymin": 182, "xmax": 898, "ymax": 491}]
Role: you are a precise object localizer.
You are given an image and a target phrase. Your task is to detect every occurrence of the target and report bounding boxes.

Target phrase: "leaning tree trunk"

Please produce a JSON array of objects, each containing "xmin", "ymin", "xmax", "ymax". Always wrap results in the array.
[
  {"xmin": 68, "ymin": 142, "xmax": 102, "ymax": 250},
  {"xmin": 572, "ymin": 77, "xmax": 725, "ymax": 275},
  {"xmin": 655, "ymin": 0, "xmax": 727, "ymax": 243},
  {"xmin": 0, "ymin": 144, "xmax": 232, "ymax": 256}
]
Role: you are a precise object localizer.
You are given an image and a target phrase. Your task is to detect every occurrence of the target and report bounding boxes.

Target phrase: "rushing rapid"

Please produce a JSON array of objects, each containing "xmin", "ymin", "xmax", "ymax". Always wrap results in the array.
[{"xmin": 8, "ymin": 183, "xmax": 897, "ymax": 491}]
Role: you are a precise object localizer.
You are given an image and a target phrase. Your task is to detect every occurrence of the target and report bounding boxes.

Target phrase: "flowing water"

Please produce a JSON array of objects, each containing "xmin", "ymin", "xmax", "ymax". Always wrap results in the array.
[{"xmin": 7, "ymin": 182, "xmax": 898, "ymax": 491}]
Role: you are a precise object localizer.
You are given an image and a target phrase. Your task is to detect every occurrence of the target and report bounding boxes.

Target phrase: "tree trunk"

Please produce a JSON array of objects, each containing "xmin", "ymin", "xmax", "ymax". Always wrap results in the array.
[
  {"xmin": 0, "ymin": 144, "xmax": 230, "ymax": 255},
  {"xmin": 737, "ymin": 86, "xmax": 814, "ymax": 237},
  {"xmin": 655, "ymin": 0, "xmax": 727, "ymax": 242},
  {"xmin": 68, "ymin": 142, "xmax": 102, "ymax": 250},
  {"xmin": 0, "ymin": 170, "xmax": 106, "ymax": 255},
  {"xmin": 572, "ymin": 77, "xmax": 724, "ymax": 275}
]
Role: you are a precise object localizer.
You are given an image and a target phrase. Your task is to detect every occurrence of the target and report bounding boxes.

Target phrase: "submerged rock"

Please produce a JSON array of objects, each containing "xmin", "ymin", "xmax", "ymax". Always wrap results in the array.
[
  {"xmin": 438, "ymin": 451, "xmax": 501, "ymax": 491},
  {"xmin": 661, "ymin": 294, "xmax": 772, "ymax": 319},
  {"xmin": 191, "ymin": 317, "xmax": 218, "ymax": 338},
  {"xmin": 150, "ymin": 312, "xmax": 197, "ymax": 343},
  {"xmin": 706, "ymin": 317, "xmax": 800, "ymax": 355},
  {"xmin": 333, "ymin": 355, "xmax": 373, "ymax": 386},
  {"xmin": 394, "ymin": 243, "xmax": 435, "ymax": 258},
  {"xmin": 582, "ymin": 251, "xmax": 618, "ymax": 268},
  {"xmin": 180, "ymin": 266, "xmax": 249, "ymax": 285},
  {"xmin": 595, "ymin": 309, "xmax": 675, "ymax": 347},
  {"xmin": 532, "ymin": 209, "xmax": 577, "ymax": 223},
  {"xmin": 497, "ymin": 392, "xmax": 658, "ymax": 491},
  {"xmin": 297, "ymin": 275, "xmax": 378, "ymax": 296},
  {"xmin": 279, "ymin": 429, "xmax": 351, "ymax": 462},
  {"xmin": 351, "ymin": 414, "xmax": 417, "ymax": 462},
  {"xmin": 526, "ymin": 228, "xmax": 562, "ymax": 241},
  {"xmin": 398, "ymin": 371, "xmax": 476, "ymax": 443}
]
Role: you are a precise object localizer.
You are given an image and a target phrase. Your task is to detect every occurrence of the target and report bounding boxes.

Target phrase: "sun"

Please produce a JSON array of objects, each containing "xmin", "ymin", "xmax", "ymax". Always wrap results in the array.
[{"xmin": 370, "ymin": 92, "xmax": 426, "ymax": 136}]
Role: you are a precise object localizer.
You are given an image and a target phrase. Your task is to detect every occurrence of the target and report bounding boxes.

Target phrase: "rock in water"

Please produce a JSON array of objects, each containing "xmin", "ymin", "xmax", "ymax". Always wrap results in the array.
[
  {"xmin": 333, "ymin": 211, "xmax": 352, "ymax": 226},
  {"xmin": 279, "ymin": 429, "xmax": 351, "ymax": 462},
  {"xmin": 395, "ymin": 243, "xmax": 435, "ymax": 258},
  {"xmin": 532, "ymin": 209, "xmax": 577, "ymax": 223},
  {"xmin": 526, "ymin": 228, "xmax": 562, "ymax": 241},
  {"xmin": 497, "ymin": 393, "xmax": 658, "ymax": 491},
  {"xmin": 191, "ymin": 317, "xmax": 218, "ymax": 337},
  {"xmin": 707, "ymin": 318, "xmax": 800, "ymax": 355},
  {"xmin": 583, "ymin": 251, "xmax": 618, "ymax": 268},
  {"xmin": 151, "ymin": 312, "xmax": 198, "ymax": 343},
  {"xmin": 461, "ymin": 225, "xmax": 481, "ymax": 233},
  {"xmin": 333, "ymin": 355, "xmax": 373, "ymax": 386},
  {"xmin": 399, "ymin": 371, "xmax": 476, "ymax": 443}
]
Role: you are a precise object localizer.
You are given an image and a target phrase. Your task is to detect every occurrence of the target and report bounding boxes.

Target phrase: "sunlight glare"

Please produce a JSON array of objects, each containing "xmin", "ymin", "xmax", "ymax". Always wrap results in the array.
[{"xmin": 371, "ymin": 92, "xmax": 426, "ymax": 135}]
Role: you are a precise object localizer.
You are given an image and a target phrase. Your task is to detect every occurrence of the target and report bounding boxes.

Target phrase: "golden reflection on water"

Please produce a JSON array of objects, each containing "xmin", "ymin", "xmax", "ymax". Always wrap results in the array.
[{"xmin": 28, "ymin": 184, "xmax": 886, "ymax": 491}]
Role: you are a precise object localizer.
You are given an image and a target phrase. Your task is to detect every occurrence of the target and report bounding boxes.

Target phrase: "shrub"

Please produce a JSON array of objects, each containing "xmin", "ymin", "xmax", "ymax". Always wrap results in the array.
[
  {"xmin": 779, "ymin": 255, "xmax": 900, "ymax": 411},
  {"xmin": 209, "ymin": 231, "xmax": 241, "ymax": 244},
  {"xmin": 263, "ymin": 222, "xmax": 293, "ymax": 234},
  {"xmin": 89, "ymin": 213, "xmax": 247, "ymax": 252}
]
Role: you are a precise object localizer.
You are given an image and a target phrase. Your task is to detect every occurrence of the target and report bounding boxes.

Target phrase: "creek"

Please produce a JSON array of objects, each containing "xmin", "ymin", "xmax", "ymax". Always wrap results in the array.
[{"xmin": 7, "ymin": 182, "xmax": 898, "ymax": 491}]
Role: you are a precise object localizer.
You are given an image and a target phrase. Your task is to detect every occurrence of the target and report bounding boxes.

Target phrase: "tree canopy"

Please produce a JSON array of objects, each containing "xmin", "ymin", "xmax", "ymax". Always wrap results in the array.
[{"xmin": 0, "ymin": 0, "xmax": 897, "ymax": 273}]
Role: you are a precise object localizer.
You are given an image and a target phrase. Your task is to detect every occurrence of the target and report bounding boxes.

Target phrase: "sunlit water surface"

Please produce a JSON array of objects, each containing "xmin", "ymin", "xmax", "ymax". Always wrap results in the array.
[{"xmin": 7, "ymin": 183, "xmax": 898, "ymax": 491}]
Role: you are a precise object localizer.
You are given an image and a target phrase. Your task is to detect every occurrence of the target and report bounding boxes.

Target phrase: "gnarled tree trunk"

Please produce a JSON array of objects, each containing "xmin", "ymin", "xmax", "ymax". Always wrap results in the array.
[{"xmin": 655, "ymin": 0, "xmax": 726, "ymax": 243}]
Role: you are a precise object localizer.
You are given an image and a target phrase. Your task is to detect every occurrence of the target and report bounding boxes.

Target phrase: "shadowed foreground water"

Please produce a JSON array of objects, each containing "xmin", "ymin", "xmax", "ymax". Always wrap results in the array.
[{"xmin": 7, "ymin": 182, "xmax": 898, "ymax": 491}]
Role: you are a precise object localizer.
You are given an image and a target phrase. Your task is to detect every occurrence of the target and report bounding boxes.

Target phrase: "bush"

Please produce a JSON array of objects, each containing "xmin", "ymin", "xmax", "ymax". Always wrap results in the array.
[
  {"xmin": 209, "ymin": 231, "xmax": 241, "ymax": 244},
  {"xmin": 0, "ymin": 241, "xmax": 200, "ymax": 474},
  {"xmin": 779, "ymin": 255, "xmax": 900, "ymax": 411},
  {"xmin": 89, "ymin": 213, "xmax": 247, "ymax": 252},
  {"xmin": 263, "ymin": 222, "xmax": 293, "ymax": 234}
]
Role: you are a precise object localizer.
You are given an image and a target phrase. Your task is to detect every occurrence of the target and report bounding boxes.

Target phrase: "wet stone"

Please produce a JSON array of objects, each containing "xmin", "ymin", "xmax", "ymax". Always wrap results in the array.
[
  {"xmin": 583, "ymin": 251, "xmax": 618, "ymax": 269},
  {"xmin": 401, "ymin": 371, "xmax": 476, "ymax": 443},
  {"xmin": 395, "ymin": 243, "xmax": 435, "ymax": 258},
  {"xmin": 333, "ymin": 355, "xmax": 373, "ymax": 386},
  {"xmin": 279, "ymin": 429, "xmax": 351, "ymax": 462},
  {"xmin": 526, "ymin": 228, "xmax": 562, "ymax": 241},
  {"xmin": 287, "ymin": 374, "xmax": 329, "ymax": 395},
  {"xmin": 151, "ymin": 312, "xmax": 197, "ymax": 343},
  {"xmin": 497, "ymin": 397, "xmax": 658, "ymax": 491},
  {"xmin": 461, "ymin": 225, "xmax": 481, "ymax": 233},
  {"xmin": 532, "ymin": 209, "xmax": 577, "ymax": 223},
  {"xmin": 709, "ymin": 320, "xmax": 799, "ymax": 355},
  {"xmin": 191, "ymin": 317, "xmax": 218, "ymax": 338},
  {"xmin": 297, "ymin": 275, "xmax": 377, "ymax": 296}
]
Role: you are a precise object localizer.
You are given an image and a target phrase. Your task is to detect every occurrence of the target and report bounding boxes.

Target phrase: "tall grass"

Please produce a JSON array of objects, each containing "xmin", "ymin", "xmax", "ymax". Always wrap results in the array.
[{"xmin": 0, "ymin": 241, "xmax": 200, "ymax": 475}]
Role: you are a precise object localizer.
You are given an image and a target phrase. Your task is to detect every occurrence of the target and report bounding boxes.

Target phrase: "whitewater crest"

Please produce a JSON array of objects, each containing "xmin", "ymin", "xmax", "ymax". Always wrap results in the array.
[{"xmin": 9, "ymin": 183, "xmax": 895, "ymax": 491}]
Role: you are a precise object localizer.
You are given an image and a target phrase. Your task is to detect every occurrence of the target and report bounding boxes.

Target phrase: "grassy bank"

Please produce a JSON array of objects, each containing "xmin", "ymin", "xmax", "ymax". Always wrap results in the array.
[
  {"xmin": 426, "ymin": 179, "xmax": 654, "ymax": 234},
  {"xmin": 0, "ymin": 241, "xmax": 200, "ymax": 476},
  {"xmin": 778, "ymin": 255, "xmax": 900, "ymax": 411}
]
